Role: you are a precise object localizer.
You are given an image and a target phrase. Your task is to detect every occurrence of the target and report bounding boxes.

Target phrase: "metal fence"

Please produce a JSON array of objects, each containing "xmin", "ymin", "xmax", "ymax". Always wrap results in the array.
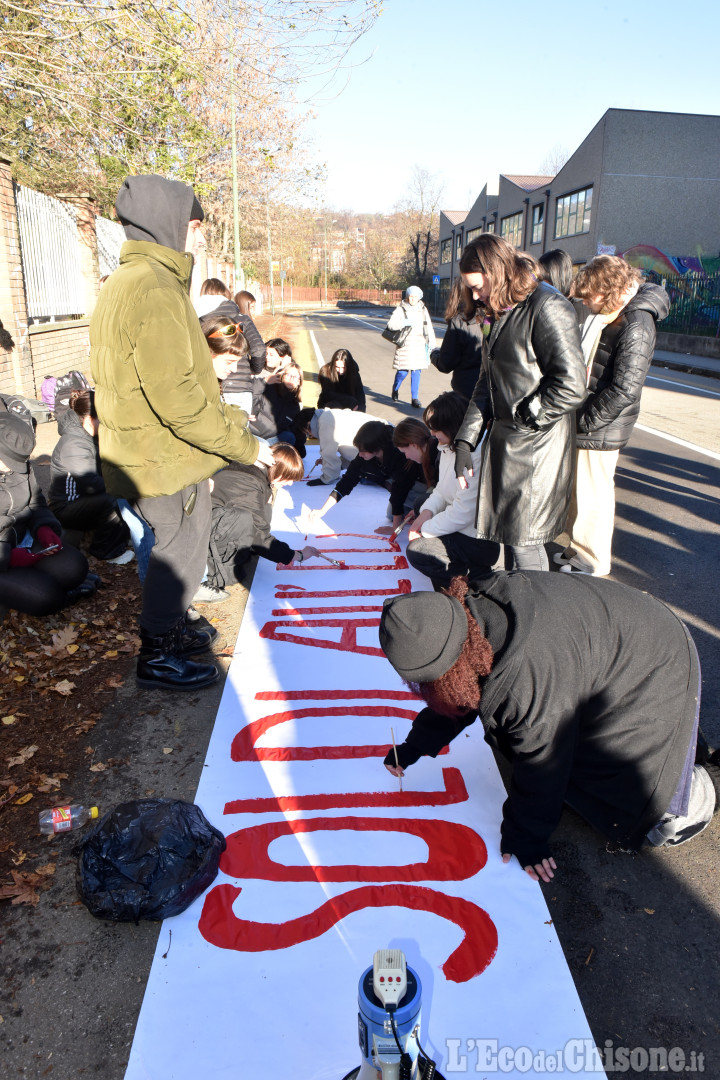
[
  {"xmin": 645, "ymin": 269, "xmax": 720, "ymax": 337},
  {"xmin": 15, "ymin": 185, "xmax": 86, "ymax": 319},
  {"xmin": 95, "ymin": 215, "xmax": 125, "ymax": 278}
]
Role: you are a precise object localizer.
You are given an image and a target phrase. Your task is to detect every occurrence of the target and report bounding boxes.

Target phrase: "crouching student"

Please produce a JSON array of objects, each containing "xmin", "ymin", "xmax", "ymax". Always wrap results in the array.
[
  {"xmin": 379, "ymin": 572, "xmax": 715, "ymax": 884},
  {"xmin": 400, "ymin": 393, "xmax": 501, "ymax": 588},
  {"xmin": 0, "ymin": 409, "xmax": 91, "ymax": 615},
  {"xmin": 207, "ymin": 443, "xmax": 320, "ymax": 588},
  {"xmin": 49, "ymin": 389, "xmax": 133, "ymax": 563},
  {"xmin": 307, "ymin": 420, "xmax": 425, "ymax": 535},
  {"xmin": 294, "ymin": 406, "xmax": 390, "ymax": 486}
]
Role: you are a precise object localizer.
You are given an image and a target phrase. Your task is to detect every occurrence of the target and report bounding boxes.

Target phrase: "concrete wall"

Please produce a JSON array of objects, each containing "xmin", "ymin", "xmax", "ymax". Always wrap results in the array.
[
  {"xmin": 28, "ymin": 321, "xmax": 91, "ymax": 395},
  {"xmin": 545, "ymin": 115, "xmax": 606, "ymax": 262}
]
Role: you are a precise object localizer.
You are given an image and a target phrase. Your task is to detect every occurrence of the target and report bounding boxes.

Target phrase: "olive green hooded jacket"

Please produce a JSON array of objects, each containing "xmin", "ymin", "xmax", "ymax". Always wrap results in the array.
[{"xmin": 90, "ymin": 177, "xmax": 258, "ymax": 498}]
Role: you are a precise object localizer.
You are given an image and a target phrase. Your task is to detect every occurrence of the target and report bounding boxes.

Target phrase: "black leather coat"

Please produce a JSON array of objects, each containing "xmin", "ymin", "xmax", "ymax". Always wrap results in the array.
[
  {"xmin": 574, "ymin": 284, "xmax": 669, "ymax": 451},
  {"xmin": 455, "ymin": 282, "xmax": 587, "ymax": 545}
]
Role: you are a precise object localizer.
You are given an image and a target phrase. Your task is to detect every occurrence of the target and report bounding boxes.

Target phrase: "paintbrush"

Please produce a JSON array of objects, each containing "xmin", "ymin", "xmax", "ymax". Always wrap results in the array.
[
  {"xmin": 390, "ymin": 727, "xmax": 403, "ymax": 792},
  {"xmin": 391, "ymin": 511, "xmax": 415, "ymax": 540},
  {"xmin": 303, "ymin": 459, "xmax": 321, "ymax": 480},
  {"xmin": 316, "ymin": 551, "xmax": 348, "ymax": 569}
]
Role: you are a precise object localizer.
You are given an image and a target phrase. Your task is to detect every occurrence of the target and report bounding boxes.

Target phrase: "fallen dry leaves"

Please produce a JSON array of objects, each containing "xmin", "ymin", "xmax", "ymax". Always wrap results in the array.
[{"xmin": 0, "ymin": 862, "xmax": 56, "ymax": 906}]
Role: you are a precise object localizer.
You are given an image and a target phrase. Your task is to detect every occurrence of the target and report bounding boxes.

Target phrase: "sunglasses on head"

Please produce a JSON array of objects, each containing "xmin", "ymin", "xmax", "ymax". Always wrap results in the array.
[{"xmin": 208, "ymin": 323, "xmax": 241, "ymax": 339}]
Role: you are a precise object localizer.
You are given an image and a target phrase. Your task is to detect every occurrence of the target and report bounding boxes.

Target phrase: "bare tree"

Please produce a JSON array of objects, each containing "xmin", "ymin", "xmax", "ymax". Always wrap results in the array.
[
  {"xmin": 395, "ymin": 166, "xmax": 445, "ymax": 287},
  {"xmin": 537, "ymin": 144, "xmax": 570, "ymax": 177}
]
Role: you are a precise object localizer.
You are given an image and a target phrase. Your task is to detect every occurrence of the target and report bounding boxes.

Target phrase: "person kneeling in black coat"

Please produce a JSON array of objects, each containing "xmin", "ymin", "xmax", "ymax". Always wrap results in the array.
[
  {"xmin": 379, "ymin": 571, "xmax": 716, "ymax": 884},
  {"xmin": 207, "ymin": 443, "xmax": 320, "ymax": 588}
]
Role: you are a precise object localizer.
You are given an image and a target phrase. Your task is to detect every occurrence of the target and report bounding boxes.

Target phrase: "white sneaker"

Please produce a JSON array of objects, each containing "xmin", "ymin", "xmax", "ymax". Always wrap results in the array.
[
  {"xmin": 646, "ymin": 766, "xmax": 716, "ymax": 847},
  {"xmin": 106, "ymin": 549, "xmax": 135, "ymax": 565},
  {"xmin": 193, "ymin": 582, "xmax": 230, "ymax": 604}
]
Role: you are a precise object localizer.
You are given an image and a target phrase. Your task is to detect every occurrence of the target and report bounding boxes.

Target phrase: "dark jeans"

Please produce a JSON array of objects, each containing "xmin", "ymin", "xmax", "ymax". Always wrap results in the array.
[
  {"xmin": 135, "ymin": 481, "xmax": 211, "ymax": 635},
  {"xmin": 53, "ymin": 493, "xmax": 130, "ymax": 559},
  {"xmin": 509, "ymin": 544, "xmax": 549, "ymax": 572},
  {"xmin": 407, "ymin": 532, "xmax": 501, "ymax": 589},
  {"xmin": 0, "ymin": 546, "xmax": 88, "ymax": 616}
]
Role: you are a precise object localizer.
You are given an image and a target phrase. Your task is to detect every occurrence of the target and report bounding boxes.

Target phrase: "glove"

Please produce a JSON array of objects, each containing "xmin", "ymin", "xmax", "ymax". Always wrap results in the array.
[
  {"xmin": 36, "ymin": 526, "xmax": 62, "ymax": 552},
  {"xmin": 454, "ymin": 440, "xmax": 474, "ymax": 480},
  {"xmin": 9, "ymin": 546, "xmax": 41, "ymax": 568}
]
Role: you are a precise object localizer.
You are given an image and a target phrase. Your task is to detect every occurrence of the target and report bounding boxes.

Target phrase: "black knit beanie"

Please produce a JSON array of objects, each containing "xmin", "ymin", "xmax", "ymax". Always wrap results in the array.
[
  {"xmin": 0, "ymin": 413, "xmax": 35, "ymax": 469},
  {"xmin": 379, "ymin": 592, "xmax": 468, "ymax": 683}
]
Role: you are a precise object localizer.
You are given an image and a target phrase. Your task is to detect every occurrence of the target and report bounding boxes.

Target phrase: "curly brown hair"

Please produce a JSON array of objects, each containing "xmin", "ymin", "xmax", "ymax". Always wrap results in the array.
[
  {"xmin": 573, "ymin": 255, "xmax": 643, "ymax": 312},
  {"xmin": 459, "ymin": 234, "xmax": 538, "ymax": 318},
  {"xmin": 406, "ymin": 577, "xmax": 494, "ymax": 716}
]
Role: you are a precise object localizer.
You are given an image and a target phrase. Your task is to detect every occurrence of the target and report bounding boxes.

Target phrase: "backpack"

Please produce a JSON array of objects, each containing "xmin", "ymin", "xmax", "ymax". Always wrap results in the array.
[
  {"xmin": 41, "ymin": 376, "xmax": 58, "ymax": 409},
  {"xmin": 53, "ymin": 370, "xmax": 92, "ymax": 418}
]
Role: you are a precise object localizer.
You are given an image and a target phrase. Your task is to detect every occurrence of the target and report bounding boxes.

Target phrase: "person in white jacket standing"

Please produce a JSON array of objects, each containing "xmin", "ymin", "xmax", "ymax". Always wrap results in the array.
[
  {"xmin": 399, "ymin": 393, "xmax": 500, "ymax": 588},
  {"xmin": 387, "ymin": 285, "xmax": 436, "ymax": 408}
]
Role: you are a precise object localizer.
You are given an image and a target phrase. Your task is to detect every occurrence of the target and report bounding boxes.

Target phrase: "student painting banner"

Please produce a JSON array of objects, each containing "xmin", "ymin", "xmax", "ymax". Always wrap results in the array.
[{"xmin": 124, "ymin": 460, "xmax": 605, "ymax": 1080}]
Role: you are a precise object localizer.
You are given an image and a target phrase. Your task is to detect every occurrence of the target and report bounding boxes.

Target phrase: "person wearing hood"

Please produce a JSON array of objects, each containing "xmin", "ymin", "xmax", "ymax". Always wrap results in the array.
[
  {"xmin": 555, "ymin": 256, "xmax": 670, "ymax": 577},
  {"xmin": 90, "ymin": 174, "xmax": 274, "ymax": 691},
  {"xmin": 386, "ymin": 285, "xmax": 436, "ymax": 408},
  {"xmin": 0, "ymin": 402, "xmax": 90, "ymax": 615},
  {"xmin": 48, "ymin": 389, "xmax": 132, "ymax": 563},
  {"xmin": 194, "ymin": 278, "xmax": 266, "ymax": 412},
  {"xmin": 379, "ymin": 573, "xmax": 716, "ymax": 884}
]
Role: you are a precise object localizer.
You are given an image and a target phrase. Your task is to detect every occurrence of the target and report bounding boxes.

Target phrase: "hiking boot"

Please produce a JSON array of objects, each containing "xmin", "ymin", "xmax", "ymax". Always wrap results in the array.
[
  {"xmin": 193, "ymin": 582, "xmax": 230, "ymax": 604},
  {"xmin": 136, "ymin": 626, "xmax": 219, "ymax": 691}
]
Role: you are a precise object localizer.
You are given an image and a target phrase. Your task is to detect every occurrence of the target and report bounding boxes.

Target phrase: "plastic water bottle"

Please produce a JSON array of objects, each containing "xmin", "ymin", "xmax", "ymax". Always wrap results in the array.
[{"xmin": 38, "ymin": 804, "xmax": 99, "ymax": 835}]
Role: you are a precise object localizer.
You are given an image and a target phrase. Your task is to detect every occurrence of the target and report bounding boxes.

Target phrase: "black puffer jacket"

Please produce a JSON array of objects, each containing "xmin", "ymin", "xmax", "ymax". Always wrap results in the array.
[
  {"xmin": 210, "ymin": 462, "xmax": 295, "ymax": 566},
  {"xmin": 574, "ymin": 283, "xmax": 669, "ymax": 451},
  {"xmin": 0, "ymin": 468, "xmax": 59, "ymax": 571},
  {"xmin": 49, "ymin": 409, "xmax": 106, "ymax": 510},
  {"xmin": 332, "ymin": 443, "xmax": 423, "ymax": 517},
  {"xmin": 430, "ymin": 312, "xmax": 483, "ymax": 400},
  {"xmin": 389, "ymin": 571, "xmax": 698, "ymax": 868},
  {"xmin": 249, "ymin": 381, "xmax": 301, "ymax": 441},
  {"xmin": 455, "ymin": 282, "xmax": 587, "ymax": 545}
]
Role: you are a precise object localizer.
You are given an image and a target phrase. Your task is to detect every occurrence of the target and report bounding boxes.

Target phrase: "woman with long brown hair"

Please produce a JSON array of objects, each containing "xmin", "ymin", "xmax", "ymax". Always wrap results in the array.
[
  {"xmin": 317, "ymin": 348, "xmax": 366, "ymax": 411},
  {"xmin": 453, "ymin": 234, "xmax": 586, "ymax": 571}
]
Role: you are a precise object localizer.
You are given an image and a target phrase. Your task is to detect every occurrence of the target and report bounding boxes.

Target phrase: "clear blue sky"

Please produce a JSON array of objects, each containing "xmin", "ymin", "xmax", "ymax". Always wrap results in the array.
[{"xmin": 300, "ymin": 0, "xmax": 720, "ymax": 215}]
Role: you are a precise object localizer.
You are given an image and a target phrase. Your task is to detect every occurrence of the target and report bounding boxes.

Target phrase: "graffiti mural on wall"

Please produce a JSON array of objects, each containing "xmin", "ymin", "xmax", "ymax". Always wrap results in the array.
[{"xmin": 621, "ymin": 244, "xmax": 720, "ymax": 278}]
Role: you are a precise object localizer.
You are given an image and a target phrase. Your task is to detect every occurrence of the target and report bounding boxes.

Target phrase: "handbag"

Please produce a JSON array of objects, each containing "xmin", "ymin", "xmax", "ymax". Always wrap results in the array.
[{"xmin": 382, "ymin": 323, "xmax": 412, "ymax": 348}]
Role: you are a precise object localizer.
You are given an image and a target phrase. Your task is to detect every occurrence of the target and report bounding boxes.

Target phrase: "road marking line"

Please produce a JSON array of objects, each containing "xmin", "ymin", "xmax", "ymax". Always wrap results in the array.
[
  {"xmin": 309, "ymin": 329, "xmax": 324, "ymax": 372},
  {"xmin": 635, "ymin": 424, "xmax": 720, "ymax": 462},
  {"xmin": 647, "ymin": 374, "xmax": 720, "ymax": 398}
]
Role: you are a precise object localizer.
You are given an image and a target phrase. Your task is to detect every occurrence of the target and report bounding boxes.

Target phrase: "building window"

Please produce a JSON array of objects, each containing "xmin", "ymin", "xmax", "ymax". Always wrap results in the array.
[
  {"xmin": 555, "ymin": 187, "xmax": 593, "ymax": 239},
  {"xmin": 486, "ymin": 220, "xmax": 496, "ymax": 234},
  {"xmin": 531, "ymin": 204, "xmax": 544, "ymax": 246},
  {"xmin": 440, "ymin": 238, "xmax": 452, "ymax": 264},
  {"xmin": 466, "ymin": 227, "xmax": 482, "ymax": 245},
  {"xmin": 500, "ymin": 211, "xmax": 523, "ymax": 247},
  {"xmin": 455, "ymin": 233, "xmax": 463, "ymax": 260}
]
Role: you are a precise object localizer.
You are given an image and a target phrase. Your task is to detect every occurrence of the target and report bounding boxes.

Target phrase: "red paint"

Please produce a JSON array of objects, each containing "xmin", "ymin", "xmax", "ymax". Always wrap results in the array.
[
  {"xmin": 272, "ymin": 604, "xmax": 384, "ymax": 616},
  {"xmin": 223, "ymin": 767, "xmax": 469, "ymax": 813},
  {"xmin": 220, "ymin": 816, "xmax": 487, "ymax": 882},
  {"xmin": 275, "ymin": 579, "xmax": 412, "ymax": 599},
  {"xmin": 274, "ymin": 557, "xmax": 409, "ymax": 571},
  {"xmin": 259, "ymin": 616, "xmax": 384, "ymax": 655},
  {"xmin": 198, "ymin": 882, "xmax": 498, "ymax": 982},
  {"xmin": 254, "ymin": 689, "xmax": 420, "ymax": 701},
  {"xmin": 230, "ymin": 704, "xmax": 420, "ymax": 762}
]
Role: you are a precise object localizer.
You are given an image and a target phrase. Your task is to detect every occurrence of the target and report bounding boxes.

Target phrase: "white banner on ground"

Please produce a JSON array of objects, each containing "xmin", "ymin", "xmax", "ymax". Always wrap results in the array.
[{"xmin": 124, "ymin": 452, "xmax": 604, "ymax": 1080}]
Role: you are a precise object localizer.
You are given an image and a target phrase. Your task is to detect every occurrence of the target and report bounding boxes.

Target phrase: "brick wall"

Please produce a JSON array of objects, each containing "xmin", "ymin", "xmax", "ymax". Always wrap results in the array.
[{"xmin": 28, "ymin": 321, "xmax": 91, "ymax": 394}]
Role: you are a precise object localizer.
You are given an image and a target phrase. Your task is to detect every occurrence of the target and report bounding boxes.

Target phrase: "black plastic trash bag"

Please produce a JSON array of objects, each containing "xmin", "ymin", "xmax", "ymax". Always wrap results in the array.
[{"xmin": 76, "ymin": 798, "xmax": 226, "ymax": 923}]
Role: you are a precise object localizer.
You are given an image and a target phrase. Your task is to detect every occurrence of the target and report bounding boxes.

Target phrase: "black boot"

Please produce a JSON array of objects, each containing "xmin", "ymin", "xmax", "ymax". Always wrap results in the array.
[
  {"xmin": 136, "ymin": 625, "xmax": 219, "ymax": 691},
  {"xmin": 391, "ymin": 389, "xmax": 399, "ymax": 402}
]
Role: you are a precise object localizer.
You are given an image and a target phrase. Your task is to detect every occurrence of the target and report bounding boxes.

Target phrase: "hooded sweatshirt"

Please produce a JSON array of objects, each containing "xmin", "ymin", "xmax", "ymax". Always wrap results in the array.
[
  {"xmin": 90, "ymin": 175, "xmax": 258, "ymax": 498},
  {"xmin": 574, "ymin": 282, "xmax": 670, "ymax": 451}
]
